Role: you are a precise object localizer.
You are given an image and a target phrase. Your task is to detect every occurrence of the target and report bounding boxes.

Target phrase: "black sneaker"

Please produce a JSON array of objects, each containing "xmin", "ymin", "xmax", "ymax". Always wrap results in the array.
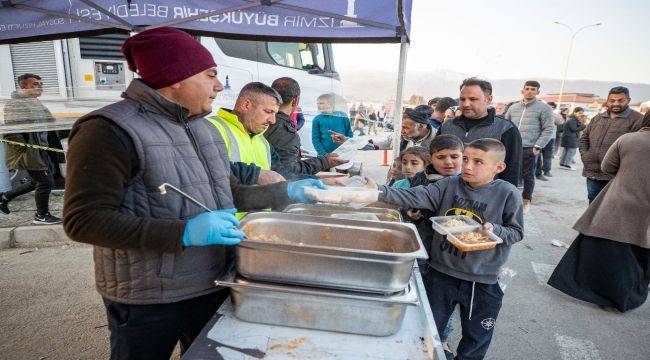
[
  {"xmin": 0, "ymin": 193, "xmax": 9, "ymax": 214},
  {"xmin": 444, "ymin": 349, "xmax": 455, "ymax": 360},
  {"xmin": 33, "ymin": 213, "xmax": 62, "ymax": 225}
]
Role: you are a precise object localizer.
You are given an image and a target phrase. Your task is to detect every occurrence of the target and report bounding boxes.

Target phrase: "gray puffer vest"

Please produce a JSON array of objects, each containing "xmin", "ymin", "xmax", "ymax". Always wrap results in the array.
[{"xmin": 76, "ymin": 80, "xmax": 234, "ymax": 304}]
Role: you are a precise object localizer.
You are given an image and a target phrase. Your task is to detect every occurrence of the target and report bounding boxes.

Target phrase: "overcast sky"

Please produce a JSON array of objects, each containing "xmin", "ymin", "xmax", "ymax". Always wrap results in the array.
[{"xmin": 333, "ymin": 0, "xmax": 650, "ymax": 84}]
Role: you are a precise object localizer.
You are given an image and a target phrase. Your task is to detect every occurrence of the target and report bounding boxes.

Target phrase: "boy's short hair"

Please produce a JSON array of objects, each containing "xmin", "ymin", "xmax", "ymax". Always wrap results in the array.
[
  {"xmin": 428, "ymin": 97, "xmax": 442, "ymax": 106},
  {"xmin": 434, "ymin": 97, "xmax": 457, "ymax": 114},
  {"xmin": 429, "ymin": 134, "xmax": 464, "ymax": 155},
  {"xmin": 317, "ymin": 92, "xmax": 335, "ymax": 105},
  {"xmin": 399, "ymin": 146, "xmax": 430, "ymax": 165},
  {"xmin": 573, "ymin": 106, "xmax": 584, "ymax": 113},
  {"xmin": 466, "ymin": 138, "xmax": 506, "ymax": 162}
]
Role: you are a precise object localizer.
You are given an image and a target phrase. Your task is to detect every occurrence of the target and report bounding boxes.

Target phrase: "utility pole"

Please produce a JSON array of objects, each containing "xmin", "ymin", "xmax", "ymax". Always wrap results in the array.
[{"xmin": 554, "ymin": 21, "xmax": 602, "ymax": 108}]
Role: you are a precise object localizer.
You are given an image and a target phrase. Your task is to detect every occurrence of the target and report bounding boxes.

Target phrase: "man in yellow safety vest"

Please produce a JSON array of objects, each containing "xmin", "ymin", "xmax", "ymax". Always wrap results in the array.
[{"xmin": 207, "ymin": 82, "xmax": 280, "ymax": 172}]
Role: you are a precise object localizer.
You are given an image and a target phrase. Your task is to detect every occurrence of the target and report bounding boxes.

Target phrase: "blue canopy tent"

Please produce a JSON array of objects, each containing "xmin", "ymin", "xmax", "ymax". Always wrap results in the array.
[
  {"xmin": 0, "ymin": 0, "xmax": 412, "ymax": 148},
  {"xmin": 0, "ymin": 5, "xmax": 450, "ymax": 358}
]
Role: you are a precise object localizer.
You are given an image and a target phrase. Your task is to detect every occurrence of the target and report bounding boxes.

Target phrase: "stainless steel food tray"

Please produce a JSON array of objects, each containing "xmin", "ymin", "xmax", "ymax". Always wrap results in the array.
[
  {"xmin": 283, "ymin": 203, "xmax": 403, "ymax": 222},
  {"xmin": 215, "ymin": 275, "xmax": 418, "ymax": 336},
  {"xmin": 237, "ymin": 212, "xmax": 427, "ymax": 294}
]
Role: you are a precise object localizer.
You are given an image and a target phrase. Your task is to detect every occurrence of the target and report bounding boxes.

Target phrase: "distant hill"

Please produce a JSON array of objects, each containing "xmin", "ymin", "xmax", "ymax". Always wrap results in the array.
[{"xmin": 338, "ymin": 68, "xmax": 650, "ymax": 104}]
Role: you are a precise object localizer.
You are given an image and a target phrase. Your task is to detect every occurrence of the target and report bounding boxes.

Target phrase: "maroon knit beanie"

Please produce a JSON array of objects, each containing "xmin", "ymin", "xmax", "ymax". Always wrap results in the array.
[{"xmin": 121, "ymin": 27, "xmax": 217, "ymax": 89}]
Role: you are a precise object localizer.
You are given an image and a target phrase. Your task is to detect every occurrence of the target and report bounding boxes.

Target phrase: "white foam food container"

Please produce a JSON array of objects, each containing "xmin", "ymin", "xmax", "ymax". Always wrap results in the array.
[
  {"xmin": 304, "ymin": 186, "xmax": 380, "ymax": 205},
  {"xmin": 330, "ymin": 213, "xmax": 381, "ymax": 221},
  {"xmin": 430, "ymin": 215, "xmax": 481, "ymax": 235}
]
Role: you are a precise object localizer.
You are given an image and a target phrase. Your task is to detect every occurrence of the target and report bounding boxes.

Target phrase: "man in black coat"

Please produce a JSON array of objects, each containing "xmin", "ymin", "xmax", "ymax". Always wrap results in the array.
[
  {"xmin": 437, "ymin": 77, "xmax": 522, "ymax": 186},
  {"xmin": 559, "ymin": 107, "xmax": 586, "ymax": 170},
  {"xmin": 265, "ymin": 77, "xmax": 347, "ymax": 175}
]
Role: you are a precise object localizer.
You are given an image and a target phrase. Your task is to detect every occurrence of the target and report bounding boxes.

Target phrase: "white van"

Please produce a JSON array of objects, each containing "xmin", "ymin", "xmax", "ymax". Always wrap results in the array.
[
  {"xmin": 0, "ymin": 35, "xmax": 342, "ymax": 188},
  {"xmin": 1, "ymin": 34, "xmax": 342, "ymax": 138}
]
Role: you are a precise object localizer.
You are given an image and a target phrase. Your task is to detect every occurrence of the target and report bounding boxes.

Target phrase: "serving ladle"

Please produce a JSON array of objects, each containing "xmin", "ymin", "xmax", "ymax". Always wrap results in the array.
[
  {"xmin": 158, "ymin": 183, "xmax": 250, "ymax": 242},
  {"xmin": 158, "ymin": 183, "xmax": 211, "ymax": 212}
]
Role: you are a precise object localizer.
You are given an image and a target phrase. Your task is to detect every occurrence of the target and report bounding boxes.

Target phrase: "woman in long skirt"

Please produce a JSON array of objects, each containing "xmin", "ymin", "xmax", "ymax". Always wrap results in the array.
[{"xmin": 548, "ymin": 120, "xmax": 650, "ymax": 312}]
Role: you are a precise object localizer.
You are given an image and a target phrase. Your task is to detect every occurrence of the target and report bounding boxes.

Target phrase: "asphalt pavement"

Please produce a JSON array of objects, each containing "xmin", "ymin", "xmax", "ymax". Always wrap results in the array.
[{"xmin": 0, "ymin": 148, "xmax": 648, "ymax": 360}]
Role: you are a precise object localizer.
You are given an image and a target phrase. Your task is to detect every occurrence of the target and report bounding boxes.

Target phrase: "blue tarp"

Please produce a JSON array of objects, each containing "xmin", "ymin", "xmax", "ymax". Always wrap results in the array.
[{"xmin": 0, "ymin": 0, "xmax": 411, "ymax": 44}]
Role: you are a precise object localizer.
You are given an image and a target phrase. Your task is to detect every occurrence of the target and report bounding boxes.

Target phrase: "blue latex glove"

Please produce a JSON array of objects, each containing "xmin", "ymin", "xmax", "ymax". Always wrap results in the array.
[
  {"xmin": 182, "ymin": 208, "xmax": 245, "ymax": 247},
  {"xmin": 287, "ymin": 178, "xmax": 327, "ymax": 203}
]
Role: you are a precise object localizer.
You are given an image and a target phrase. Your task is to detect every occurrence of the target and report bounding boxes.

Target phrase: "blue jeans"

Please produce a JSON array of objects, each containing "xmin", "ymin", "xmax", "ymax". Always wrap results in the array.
[
  {"xmin": 586, "ymin": 178, "xmax": 609, "ymax": 203},
  {"xmin": 560, "ymin": 147, "xmax": 577, "ymax": 166}
]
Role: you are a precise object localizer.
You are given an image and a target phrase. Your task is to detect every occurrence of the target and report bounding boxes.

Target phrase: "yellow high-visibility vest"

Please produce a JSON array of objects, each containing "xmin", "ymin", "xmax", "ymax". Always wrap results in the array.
[
  {"xmin": 207, "ymin": 109, "xmax": 271, "ymax": 170},
  {"xmin": 207, "ymin": 109, "xmax": 273, "ymax": 219}
]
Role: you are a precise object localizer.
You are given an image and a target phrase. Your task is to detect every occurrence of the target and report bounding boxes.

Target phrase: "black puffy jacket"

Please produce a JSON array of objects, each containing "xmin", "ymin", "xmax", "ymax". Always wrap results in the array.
[{"xmin": 561, "ymin": 115, "xmax": 585, "ymax": 148}]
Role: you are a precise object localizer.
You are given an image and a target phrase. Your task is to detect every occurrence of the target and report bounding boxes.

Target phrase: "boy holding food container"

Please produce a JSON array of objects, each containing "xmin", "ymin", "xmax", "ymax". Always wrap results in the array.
[{"xmin": 366, "ymin": 138, "xmax": 524, "ymax": 360}]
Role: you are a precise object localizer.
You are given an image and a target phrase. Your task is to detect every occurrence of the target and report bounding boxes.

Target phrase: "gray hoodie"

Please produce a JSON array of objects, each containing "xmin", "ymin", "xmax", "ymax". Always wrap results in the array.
[
  {"xmin": 379, "ymin": 176, "xmax": 524, "ymax": 284},
  {"xmin": 505, "ymin": 98, "xmax": 555, "ymax": 148}
]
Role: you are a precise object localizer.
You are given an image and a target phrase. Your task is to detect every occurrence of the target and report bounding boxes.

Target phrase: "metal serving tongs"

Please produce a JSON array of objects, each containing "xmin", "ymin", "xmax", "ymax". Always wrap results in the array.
[{"xmin": 158, "ymin": 183, "xmax": 211, "ymax": 212}]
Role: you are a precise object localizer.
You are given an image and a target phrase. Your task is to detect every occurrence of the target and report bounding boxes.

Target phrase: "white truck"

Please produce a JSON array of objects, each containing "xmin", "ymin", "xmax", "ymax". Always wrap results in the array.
[
  {"xmin": 0, "ymin": 35, "xmax": 343, "ymax": 189},
  {"xmin": 0, "ymin": 33, "xmax": 341, "ymax": 120}
]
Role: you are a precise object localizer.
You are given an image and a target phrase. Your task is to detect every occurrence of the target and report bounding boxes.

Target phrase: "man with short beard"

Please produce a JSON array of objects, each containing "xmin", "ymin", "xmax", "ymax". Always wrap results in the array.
[
  {"xmin": 62, "ymin": 28, "xmax": 323, "ymax": 359},
  {"xmin": 401, "ymin": 105, "xmax": 436, "ymax": 151},
  {"xmin": 438, "ymin": 77, "xmax": 522, "ymax": 187},
  {"xmin": 341, "ymin": 105, "xmax": 436, "ymax": 154},
  {"xmin": 505, "ymin": 80, "xmax": 554, "ymax": 213},
  {"xmin": 579, "ymin": 86, "xmax": 648, "ymax": 202},
  {"xmin": 1, "ymin": 73, "xmax": 66, "ymax": 223},
  {"xmin": 265, "ymin": 77, "xmax": 348, "ymax": 175}
]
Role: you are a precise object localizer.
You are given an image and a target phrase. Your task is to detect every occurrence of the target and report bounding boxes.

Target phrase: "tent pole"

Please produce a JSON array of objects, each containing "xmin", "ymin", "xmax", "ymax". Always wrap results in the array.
[{"xmin": 391, "ymin": 36, "xmax": 409, "ymax": 152}]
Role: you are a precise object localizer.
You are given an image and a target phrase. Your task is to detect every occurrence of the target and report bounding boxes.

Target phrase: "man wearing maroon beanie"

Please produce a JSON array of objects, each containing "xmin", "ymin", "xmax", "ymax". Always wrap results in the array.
[{"xmin": 62, "ymin": 27, "xmax": 324, "ymax": 359}]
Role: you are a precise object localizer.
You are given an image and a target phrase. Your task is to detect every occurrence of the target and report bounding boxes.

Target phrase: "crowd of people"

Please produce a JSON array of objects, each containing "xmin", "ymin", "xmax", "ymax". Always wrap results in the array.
[
  {"xmin": 364, "ymin": 78, "xmax": 649, "ymax": 359},
  {"xmin": 0, "ymin": 28, "xmax": 355, "ymax": 359},
  {"xmin": 1, "ymin": 26, "xmax": 648, "ymax": 360}
]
